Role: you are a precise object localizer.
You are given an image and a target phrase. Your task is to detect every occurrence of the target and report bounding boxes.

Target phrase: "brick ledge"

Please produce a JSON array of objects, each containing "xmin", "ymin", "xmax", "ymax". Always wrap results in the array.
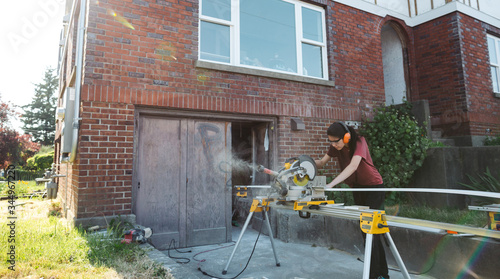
[{"xmin": 195, "ymin": 60, "xmax": 335, "ymax": 87}]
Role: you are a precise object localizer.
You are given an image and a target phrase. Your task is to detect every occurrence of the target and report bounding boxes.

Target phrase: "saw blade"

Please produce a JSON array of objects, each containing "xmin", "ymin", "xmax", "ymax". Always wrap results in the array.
[{"xmin": 293, "ymin": 175, "xmax": 309, "ymax": 186}]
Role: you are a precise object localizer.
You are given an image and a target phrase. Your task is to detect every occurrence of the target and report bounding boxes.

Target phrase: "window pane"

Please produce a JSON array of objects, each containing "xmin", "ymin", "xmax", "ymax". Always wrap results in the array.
[
  {"xmin": 240, "ymin": 0, "xmax": 297, "ymax": 73},
  {"xmin": 200, "ymin": 21, "xmax": 230, "ymax": 63},
  {"xmin": 202, "ymin": 0, "xmax": 231, "ymax": 21},
  {"xmin": 488, "ymin": 37, "xmax": 497, "ymax": 64},
  {"xmin": 302, "ymin": 43, "xmax": 323, "ymax": 78},
  {"xmin": 492, "ymin": 66, "xmax": 500, "ymax": 92},
  {"xmin": 302, "ymin": 7, "xmax": 323, "ymax": 42},
  {"xmin": 498, "ymin": 42, "xmax": 500, "ymax": 64}
]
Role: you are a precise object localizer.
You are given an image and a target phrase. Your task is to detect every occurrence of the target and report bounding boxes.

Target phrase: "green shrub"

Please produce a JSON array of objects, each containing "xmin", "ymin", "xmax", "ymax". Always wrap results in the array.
[
  {"xmin": 459, "ymin": 167, "xmax": 500, "ymax": 205},
  {"xmin": 361, "ymin": 102, "xmax": 432, "ymax": 204},
  {"xmin": 429, "ymin": 140, "xmax": 447, "ymax": 148},
  {"xmin": 26, "ymin": 150, "xmax": 54, "ymax": 171},
  {"xmin": 484, "ymin": 135, "xmax": 500, "ymax": 146},
  {"xmin": 26, "ymin": 157, "xmax": 36, "ymax": 169}
]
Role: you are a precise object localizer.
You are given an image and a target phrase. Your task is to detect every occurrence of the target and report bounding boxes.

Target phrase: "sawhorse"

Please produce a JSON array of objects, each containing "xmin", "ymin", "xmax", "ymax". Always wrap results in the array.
[
  {"xmin": 360, "ymin": 211, "xmax": 411, "ymax": 279},
  {"xmin": 222, "ymin": 198, "xmax": 280, "ymax": 274},
  {"xmin": 223, "ymin": 202, "xmax": 411, "ymax": 278}
]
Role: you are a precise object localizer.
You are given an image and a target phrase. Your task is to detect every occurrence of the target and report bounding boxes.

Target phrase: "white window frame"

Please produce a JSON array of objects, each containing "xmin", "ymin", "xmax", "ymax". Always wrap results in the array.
[
  {"xmin": 487, "ymin": 34, "xmax": 500, "ymax": 93},
  {"xmin": 199, "ymin": 0, "xmax": 328, "ymax": 80}
]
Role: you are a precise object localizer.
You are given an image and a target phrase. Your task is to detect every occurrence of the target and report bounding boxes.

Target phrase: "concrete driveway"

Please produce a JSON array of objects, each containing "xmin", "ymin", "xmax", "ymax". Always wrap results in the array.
[{"xmin": 144, "ymin": 226, "xmax": 435, "ymax": 279}]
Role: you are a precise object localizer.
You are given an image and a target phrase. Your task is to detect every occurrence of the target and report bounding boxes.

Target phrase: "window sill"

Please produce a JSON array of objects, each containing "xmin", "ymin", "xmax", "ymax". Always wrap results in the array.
[
  {"xmin": 494, "ymin": 92, "xmax": 500, "ymax": 98},
  {"xmin": 195, "ymin": 60, "xmax": 335, "ymax": 87}
]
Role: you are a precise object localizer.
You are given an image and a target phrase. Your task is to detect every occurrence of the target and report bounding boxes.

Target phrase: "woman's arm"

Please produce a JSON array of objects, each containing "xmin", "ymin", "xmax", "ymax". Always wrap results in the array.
[
  {"xmin": 326, "ymin": 155, "xmax": 362, "ymax": 188},
  {"xmin": 315, "ymin": 154, "xmax": 331, "ymax": 168}
]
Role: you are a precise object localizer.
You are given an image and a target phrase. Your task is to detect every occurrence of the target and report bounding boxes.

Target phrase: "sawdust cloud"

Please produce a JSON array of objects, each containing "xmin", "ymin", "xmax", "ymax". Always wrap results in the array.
[
  {"xmin": 211, "ymin": 152, "xmax": 256, "ymax": 174},
  {"xmin": 233, "ymin": 155, "xmax": 254, "ymax": 170}
]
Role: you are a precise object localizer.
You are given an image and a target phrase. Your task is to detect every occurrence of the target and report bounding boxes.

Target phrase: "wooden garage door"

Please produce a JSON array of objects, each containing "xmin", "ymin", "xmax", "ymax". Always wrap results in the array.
[{"xmin": 133, "ymin": 116, "xmax": 231, "ymax": 249}]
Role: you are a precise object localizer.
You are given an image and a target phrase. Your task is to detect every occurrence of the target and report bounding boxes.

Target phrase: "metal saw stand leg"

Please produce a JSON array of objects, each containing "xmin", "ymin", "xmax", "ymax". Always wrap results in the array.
[
  {"xmin": 362, "ymin": 233, "xmax": 374, "ymax": 279},
  {"xmin": 263, "ymin": 209, "xmax": 280, "ymax": 266},
  {"xmin": 222, "ymin": 199, "xmax": 280, "ymax": 275},
  {"xmin": 360, "ymin": 211, "xmax": 410, "ymax": 279}
]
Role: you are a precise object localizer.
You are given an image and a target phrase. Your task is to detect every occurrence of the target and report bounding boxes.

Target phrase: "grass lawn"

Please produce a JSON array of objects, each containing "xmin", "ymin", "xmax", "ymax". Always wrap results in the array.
[
  {"xmin": 330, "ymin": 188, "xmax": 490, "ymax": 228},
  {"xmin": 0, "ymin": 197, "xmax": 174, "ymax": 279},
  {"xmin": 0, "ymin": 180, "xmax": 45, "ymax": 198},
  {"xmin": 385, "ymin": 203, "xmax": 489, "ymax": 228}
]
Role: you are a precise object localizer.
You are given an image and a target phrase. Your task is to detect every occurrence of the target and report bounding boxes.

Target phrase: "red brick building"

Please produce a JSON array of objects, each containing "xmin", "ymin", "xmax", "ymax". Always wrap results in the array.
[{"xmin": 55, "ymin": 0, "xmax": 500, "ymax": 248}]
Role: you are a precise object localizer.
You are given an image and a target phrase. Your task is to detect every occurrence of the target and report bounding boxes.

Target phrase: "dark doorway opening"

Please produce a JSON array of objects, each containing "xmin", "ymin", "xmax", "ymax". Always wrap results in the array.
[{"xmin": 230, "ymin": 121, "xmax": 274, "ymax": 226}]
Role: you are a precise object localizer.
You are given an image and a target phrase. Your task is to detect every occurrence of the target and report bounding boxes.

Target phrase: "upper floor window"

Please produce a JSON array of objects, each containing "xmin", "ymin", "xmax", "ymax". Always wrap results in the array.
[
  {"xmin": 199, "ymin": 0, "xmax": 328, "ymax": 79},
  {"xmin": 488, "ymin": 34, "xmax": 500, "ymax": 93}
]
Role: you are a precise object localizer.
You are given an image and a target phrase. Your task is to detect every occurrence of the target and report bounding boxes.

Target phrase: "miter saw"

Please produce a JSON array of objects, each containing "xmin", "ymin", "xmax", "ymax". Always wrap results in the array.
[
  {"xmin": 223, "ymin": 155, "xmax": 335, "ymax": 274},
  {"xmin": 224, "ymin": 156, "xmax": 412, "ymax": 278},
  {"xmin": 255, "ymin": 155, "xmax": 334, "ymax": 215}
]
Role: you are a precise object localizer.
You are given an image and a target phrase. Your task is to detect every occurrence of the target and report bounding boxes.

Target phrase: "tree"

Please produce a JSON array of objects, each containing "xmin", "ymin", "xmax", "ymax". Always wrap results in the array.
[
  {"xmin": 0, "ymin": 92, "xmax": 17, "ymax": 126},
  {"xmin": 0, "ymin": 93, "xmax": 19, "ymax": 168},
  {"xmin": 21, "ymin": 68, "xmax": 58, "ymax": 145},
  {"xmin": 0, "ymin": 94, "xmax": 39, "ymax": 169}
]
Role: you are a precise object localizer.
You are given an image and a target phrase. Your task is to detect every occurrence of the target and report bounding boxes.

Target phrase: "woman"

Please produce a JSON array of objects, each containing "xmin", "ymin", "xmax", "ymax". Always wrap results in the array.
[{"xmin": 315, "ymin": 121, "xmax": 389, "ymax": 279}]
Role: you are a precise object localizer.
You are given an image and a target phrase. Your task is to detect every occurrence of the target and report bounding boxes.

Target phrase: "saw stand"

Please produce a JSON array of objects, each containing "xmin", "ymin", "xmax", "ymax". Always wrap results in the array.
[
  {"xmin": 360, "ymin": 211, "xmax": 411, "ymax": 279},
  {"xmin": 222, "ymin": 198, "xmax": 280, "ymax": 275}
]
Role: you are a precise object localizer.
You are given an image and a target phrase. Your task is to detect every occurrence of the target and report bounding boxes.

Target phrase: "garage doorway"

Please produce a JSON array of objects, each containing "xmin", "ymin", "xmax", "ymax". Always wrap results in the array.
[
  {"xmin": 132, "ymin": 109, "xmax": 276, "ymax": 249},
  {"xmin": 230, "ymin": 122, "xmax": 274, "ymax": 224}
]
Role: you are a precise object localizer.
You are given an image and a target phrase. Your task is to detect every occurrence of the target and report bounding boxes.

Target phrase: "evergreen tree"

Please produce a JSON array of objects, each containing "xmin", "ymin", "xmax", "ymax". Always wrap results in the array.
[{"xmin": 22, "ymin": 68, "xmax": 58, "ymax": 146}]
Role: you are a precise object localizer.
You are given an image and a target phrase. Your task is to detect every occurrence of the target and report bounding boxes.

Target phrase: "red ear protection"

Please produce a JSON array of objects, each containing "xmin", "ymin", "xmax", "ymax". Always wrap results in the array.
[{"xmin": 339, "ymin": 122, "xmax": 351, "ymax": 144}]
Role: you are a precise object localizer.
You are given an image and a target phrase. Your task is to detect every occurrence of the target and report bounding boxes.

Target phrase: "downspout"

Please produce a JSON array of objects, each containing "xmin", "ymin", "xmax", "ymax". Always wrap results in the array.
[{"xmin": 70, "ymin": 0, "xmax": 88, "ymax": 163}]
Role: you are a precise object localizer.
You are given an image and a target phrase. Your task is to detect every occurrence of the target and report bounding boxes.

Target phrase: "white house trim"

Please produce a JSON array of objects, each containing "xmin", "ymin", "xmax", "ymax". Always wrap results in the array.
[{"xmin": 334, "ymin": 0, "xmax": 500, "ymax": 28}]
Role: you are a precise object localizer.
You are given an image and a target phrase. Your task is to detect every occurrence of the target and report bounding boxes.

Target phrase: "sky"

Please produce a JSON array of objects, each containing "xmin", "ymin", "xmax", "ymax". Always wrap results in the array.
[{"xmin": 0, "ymin": 0, "xmax": 65, "ymax": 132}]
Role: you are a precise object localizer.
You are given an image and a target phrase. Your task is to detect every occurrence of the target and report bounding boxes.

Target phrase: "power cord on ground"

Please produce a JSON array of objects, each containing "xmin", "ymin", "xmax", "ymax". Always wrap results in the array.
[
  {"xmin": 197, "ymin": 193, "xmax": 273, "ymax": 279},
  {"xmin": 193, "ymin": 242, "xmax": 236, "ymax": 269},
  {"xmin": 167, "ymin": 239, "xmax": 192, "ymax": 264}
]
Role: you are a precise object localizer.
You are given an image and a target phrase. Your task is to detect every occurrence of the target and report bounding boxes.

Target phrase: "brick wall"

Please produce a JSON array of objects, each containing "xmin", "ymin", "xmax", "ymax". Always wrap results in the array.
[
  {"xmin": 329, "ymin": 2, "xmax": 386, "ymax": 118},
  {"xmin": 74, "ymin": 101, "xmax": 135, "ymax": 219},
  {"xmin": 413, "ymin": 12, "xmax": 469, "ymax": 137},
  {"xmin": 279, "ymin": 116, "xmax": 341, "ymax": 178},
  {"xmin": 81, "ymin": 0, "xmax": 384, "ymax": 116},
  {"xmin": 413, "ymin": 12, "xmax": 500, "ymax": 137},
  {"xmin": 459, "ymin": 15, "xmax": 500, "ymax": 136},
  {"xmin": 59, "ymin": 6, "xmax": 78, "ymax": 92},
  {"xmin": 55, "ymin": 0, "xmax": 500, "ymax": 223},
  {"xmin": 58, "ymin": 0, "xmax": 393, "ymax": 219},
  {"xmin": 81, "ymin": 2, "xmax": 386, "ymax": 151},
  {"xmin": 57, "ymin": 160, "xmax": 77, "ymax": 219}
]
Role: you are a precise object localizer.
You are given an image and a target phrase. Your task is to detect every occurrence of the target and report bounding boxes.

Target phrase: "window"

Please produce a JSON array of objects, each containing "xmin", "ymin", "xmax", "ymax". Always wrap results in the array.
[
  {"xmin": 199, "ymin": 0, "xmax": 328, "ymax": 79},
  {"xmin": 488, "ymin": 34, "xmax": 500, "ymax": 93}
]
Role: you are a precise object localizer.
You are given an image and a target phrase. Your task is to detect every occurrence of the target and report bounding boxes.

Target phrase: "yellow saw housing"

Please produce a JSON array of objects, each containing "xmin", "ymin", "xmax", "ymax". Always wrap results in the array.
[
  {"xmin": 289, "ymin": 155, "xmax": 316, "ymax": 187},
  {"xmin": 293, "ymin": 174, "xmax": 310, "ymax": 186},
  {"xmin": 255, "ymin": 155, "xmax": 335, "ymax": 218}
]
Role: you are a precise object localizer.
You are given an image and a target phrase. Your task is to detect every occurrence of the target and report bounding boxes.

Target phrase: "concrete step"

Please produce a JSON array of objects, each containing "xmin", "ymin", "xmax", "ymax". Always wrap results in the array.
[
  {"xmin": 434, "ymin": 138, "xmax": 455, "ymax": 146},
  {"xmin": 431, "ymin": 130, "xmax": 455, "ymax": 146},
  {"xmin": 431, "ymin": 130, "xmax": 442, "ymax": 139}
]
